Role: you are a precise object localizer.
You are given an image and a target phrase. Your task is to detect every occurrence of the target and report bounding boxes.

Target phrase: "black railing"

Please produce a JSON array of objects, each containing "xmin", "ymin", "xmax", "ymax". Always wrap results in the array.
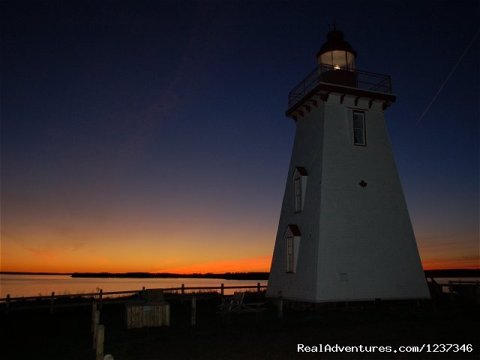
[{"xmin": 288, "ymin": 64, "xmax": 393, "ymax": 110}]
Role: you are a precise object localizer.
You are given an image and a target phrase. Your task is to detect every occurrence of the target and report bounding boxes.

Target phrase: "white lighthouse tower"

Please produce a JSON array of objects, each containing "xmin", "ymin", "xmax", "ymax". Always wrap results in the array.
[{"xmin": 267, "ymin": 28, "xmax": 429, "ymax": 302}]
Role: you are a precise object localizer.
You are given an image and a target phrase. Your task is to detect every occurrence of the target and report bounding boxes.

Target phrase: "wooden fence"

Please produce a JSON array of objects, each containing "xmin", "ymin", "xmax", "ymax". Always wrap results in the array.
[{"xmin": 0, "ymin": 283, "xmax": 267, "ymax": 313}]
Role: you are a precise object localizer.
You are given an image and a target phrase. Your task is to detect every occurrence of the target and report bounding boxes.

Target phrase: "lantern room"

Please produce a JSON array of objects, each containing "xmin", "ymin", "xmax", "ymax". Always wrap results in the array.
[
  {"xmin": 317, "ymin": 28, "xmax": 357, "ymax": 87},
  {"xmin": 317, "ymin": 28, "xmax": 357, "ymax": 70}
]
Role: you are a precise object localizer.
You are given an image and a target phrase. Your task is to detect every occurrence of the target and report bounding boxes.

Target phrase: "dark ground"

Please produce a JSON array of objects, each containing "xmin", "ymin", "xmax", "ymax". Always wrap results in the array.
[{"xmin": 1, "ymin": 292, "xmax": 479, "ymax": 360}]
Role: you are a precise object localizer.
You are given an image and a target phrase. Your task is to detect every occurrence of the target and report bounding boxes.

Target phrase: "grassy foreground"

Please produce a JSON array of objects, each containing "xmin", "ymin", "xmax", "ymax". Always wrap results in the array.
[{"xmin": 1, "ymin": 292, "xmax": 479, "ymax": 360}]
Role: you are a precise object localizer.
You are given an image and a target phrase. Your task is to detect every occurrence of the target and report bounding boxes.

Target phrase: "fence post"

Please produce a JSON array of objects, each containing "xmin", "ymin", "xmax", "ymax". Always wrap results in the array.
[
  {"xmin": 92, "ymin": 309, "xmax": 100, "ymax": 348},
  {"xmin": 181, "ymin": 284, "xmax": 185, "ymax": 295},
  {"xmin": 220, "ymin": 283, "xmax": 224, "ymax": 296},
  {"xmin": 257, "ymin": 282, "xmax": 261, "ymax": 293},
  {"xmin": 5, "ymin": 294, "xmax": 10, "ymax": 315},
  {"xmin": 99, "ymin": 289, "xmax": 103, "ymax": 310},
  {"xmin": 91, "ymin": 303, "xmax": 98, "ymax": 332},
  {"xmin": 95, "ymin": 324, "xmax": 104, "ymax": 360},
  {"xmin": 277, "ymin": 293, "xmax": 283, "ymax": 319},
  {"xmin": 50, "ymin": 292, "xmax": 55, "ymax": 314},
  {"xmin": 165, "ymin": 303, "xmax": 170, "ymax": 326},
  {"xmin": 191, "ymin": 296, "xmax": 196, "ymax": 327}
]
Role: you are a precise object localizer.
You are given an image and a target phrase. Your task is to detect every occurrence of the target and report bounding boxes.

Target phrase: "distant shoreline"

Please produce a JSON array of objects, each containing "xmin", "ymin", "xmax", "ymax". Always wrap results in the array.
[
  {"xmin": 1, "ymin": 271, "xmax": 270, "ymax": 280},
  {"xmin": 1, "ymin": 269, "xmax": 479, "ymax": 280},
  {"xmin": 71, "ymin": 272, "xmax": 271, "ymax": 280},
  {"xmin": 1, "ymin": 271, "xmax": 72, "ymax": 276}
]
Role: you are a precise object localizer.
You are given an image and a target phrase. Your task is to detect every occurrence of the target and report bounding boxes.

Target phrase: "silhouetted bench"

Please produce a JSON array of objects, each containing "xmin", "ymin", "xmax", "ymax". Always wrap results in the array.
[{"xmin": 218, "ymin": 292, "xmax": 266, "ymax": 321}]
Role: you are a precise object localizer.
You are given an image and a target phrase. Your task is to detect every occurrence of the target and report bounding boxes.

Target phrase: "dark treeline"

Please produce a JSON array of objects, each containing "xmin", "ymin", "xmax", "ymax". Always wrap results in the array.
[
  {"xmin": 424, "ymin": 269, "xmax": 479, "ymax": 278},
  {"xmin": 2, "ymin": 269, "xmax": 478, "ymax": 279},
  {"xmin": 70, "ymin": 272, "xmax": 270, "ymax": 280},
  {"xmin": 71, "ymin": 269, "xmax": 479, "ymax": 279}
]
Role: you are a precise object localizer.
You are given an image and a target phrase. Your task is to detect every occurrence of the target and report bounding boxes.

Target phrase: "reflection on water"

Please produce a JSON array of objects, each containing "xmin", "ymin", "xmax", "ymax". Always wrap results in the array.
[
  {"xmin": 431, "ymin": 277, "xmax": 480, "ymax": 284},
  {"xmin": 0, "ymin": 274, "xmax": 268, "ymax": 298},
  {"xmin": 3, "ymin": 274, "xmax": 477, "ymax": 299}
]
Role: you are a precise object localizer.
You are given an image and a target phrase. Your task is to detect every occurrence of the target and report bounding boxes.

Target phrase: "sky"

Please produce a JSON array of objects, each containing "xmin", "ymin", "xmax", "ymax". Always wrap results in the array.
[{"xmin": 1, "ymin": 0, "xmax": 478, "ymax": 273}]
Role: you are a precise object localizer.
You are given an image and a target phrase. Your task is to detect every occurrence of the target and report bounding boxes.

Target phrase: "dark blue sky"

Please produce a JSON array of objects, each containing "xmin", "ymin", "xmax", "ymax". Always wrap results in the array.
[{"xmin": 1, "ymin": 0, "xmax": 478, "ymax": 271}]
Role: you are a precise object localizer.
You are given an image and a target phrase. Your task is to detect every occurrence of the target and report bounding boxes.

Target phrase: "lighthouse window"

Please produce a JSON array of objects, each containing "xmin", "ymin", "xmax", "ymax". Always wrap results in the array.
[
  {"xmin": 294, "ymin": 177, "xmax": 302, "ymax": 212},
  {"xmin": 353, "ymin": 111, "xmax": 366, "ymax": 146},
  {"xmin": 286, "ymin": 235, "xmax": 294, "ymax": 273},
  {"xmin": 285, "ymin": 224, "xmax": 301, "ymax": 274},
  {"xmin": 293, "ymin": 167, "xmax": 308, "ymax": 213}
]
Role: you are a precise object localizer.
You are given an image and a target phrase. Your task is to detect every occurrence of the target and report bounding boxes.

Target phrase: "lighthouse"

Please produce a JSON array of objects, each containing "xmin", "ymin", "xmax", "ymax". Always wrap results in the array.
[{"xmin": 267, "ymin": 28, "xmax": 430, "ymax": 302}]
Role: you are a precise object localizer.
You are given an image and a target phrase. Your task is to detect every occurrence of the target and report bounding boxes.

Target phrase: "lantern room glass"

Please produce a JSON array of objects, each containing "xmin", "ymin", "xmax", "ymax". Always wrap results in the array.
[{"xmin": 318, "ymin": 50, "xmax": 355, "ymax": 71}]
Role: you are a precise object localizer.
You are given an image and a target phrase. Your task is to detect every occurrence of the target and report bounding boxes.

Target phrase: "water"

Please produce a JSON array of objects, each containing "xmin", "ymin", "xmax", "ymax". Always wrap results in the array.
[
  {"xmin": 429, "ymin": 277, "xmax": 480, "ymax": 293},
  {"xmin": 0, "ymin": 274, "xmax": 268, "ymax": 298},
  {"xmin": 2, "ymin": 274, "xmax": 477, "ymax": 299},
  {"xmin": 433, "ymin": 277, "xmax": 480, "ymax": 284}
]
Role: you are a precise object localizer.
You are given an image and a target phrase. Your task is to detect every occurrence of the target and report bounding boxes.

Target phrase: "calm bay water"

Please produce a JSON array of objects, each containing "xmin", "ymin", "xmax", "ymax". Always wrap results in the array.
[
  {"xmin": 0, "ymin": 274, "xmax": 268, "ymax": 298},
  {"xmin": 2, "ymin": 274, "xmax": 477, "ymax": 299}
]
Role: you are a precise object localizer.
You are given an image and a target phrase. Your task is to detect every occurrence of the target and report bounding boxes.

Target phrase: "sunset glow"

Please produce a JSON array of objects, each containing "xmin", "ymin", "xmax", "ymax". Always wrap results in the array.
[
  {"xmin": 1, "ymin": 1, "xmax": 478, "ymax": 275},
  {"xmin": 2, "ymin": 226, "xmax": 478, "ymax": 273}
]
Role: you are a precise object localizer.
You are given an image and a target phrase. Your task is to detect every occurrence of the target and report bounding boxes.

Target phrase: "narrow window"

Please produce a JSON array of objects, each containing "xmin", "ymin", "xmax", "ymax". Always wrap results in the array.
[
  {"xmin": 353, "ymin": 111, "xmax": 366, "ymax": 146},
  {"xmin": 285, "ymin": 224, "xmax": 301, "ymax": 274},
  {"xmin": 286, "ymin": 235, "xmax": 294, "ymax": 273},
  {"xmin": 293, "ymin": 167, "xmax": 308, "ymax": 213},
  {"xmin": 294, "ymin": 176, "xmax": 302, "ymax": 212}
]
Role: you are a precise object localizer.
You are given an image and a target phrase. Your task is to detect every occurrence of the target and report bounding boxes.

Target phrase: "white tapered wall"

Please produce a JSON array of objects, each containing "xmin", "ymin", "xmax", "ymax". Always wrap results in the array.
[{"xmin": 267, "ymin": 92, "xmax": 429, "ymax": 302}]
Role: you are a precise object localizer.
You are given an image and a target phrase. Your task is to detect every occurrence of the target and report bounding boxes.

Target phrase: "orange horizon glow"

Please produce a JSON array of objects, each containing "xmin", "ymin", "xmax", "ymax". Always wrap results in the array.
[
  {"xmin": 0, "ymin": 253, "xmax": 273, "ymax": 274},
  {"xmin": 421, "ymin": 258, "xmax": 479, "ymax": 271},
  {"xmin": 1, "ymin": 256, "xmax": 478, "ymax": 274},
  {"xmin": 2, "ymin": 222, "xmax": 478, "ymax": 274}
]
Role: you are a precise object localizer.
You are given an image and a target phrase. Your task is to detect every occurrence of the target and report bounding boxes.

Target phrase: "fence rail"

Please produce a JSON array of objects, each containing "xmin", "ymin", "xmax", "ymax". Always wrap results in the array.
[{"xmin": 0, "ymin": 283, "xmax": 268, "ymax": 312}]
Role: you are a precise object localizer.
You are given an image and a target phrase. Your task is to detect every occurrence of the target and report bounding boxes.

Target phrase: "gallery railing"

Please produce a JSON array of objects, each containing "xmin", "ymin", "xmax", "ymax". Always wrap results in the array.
[{"xmin": 288, "ymin": 64, "xmax": 393, "ymax": 110}]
